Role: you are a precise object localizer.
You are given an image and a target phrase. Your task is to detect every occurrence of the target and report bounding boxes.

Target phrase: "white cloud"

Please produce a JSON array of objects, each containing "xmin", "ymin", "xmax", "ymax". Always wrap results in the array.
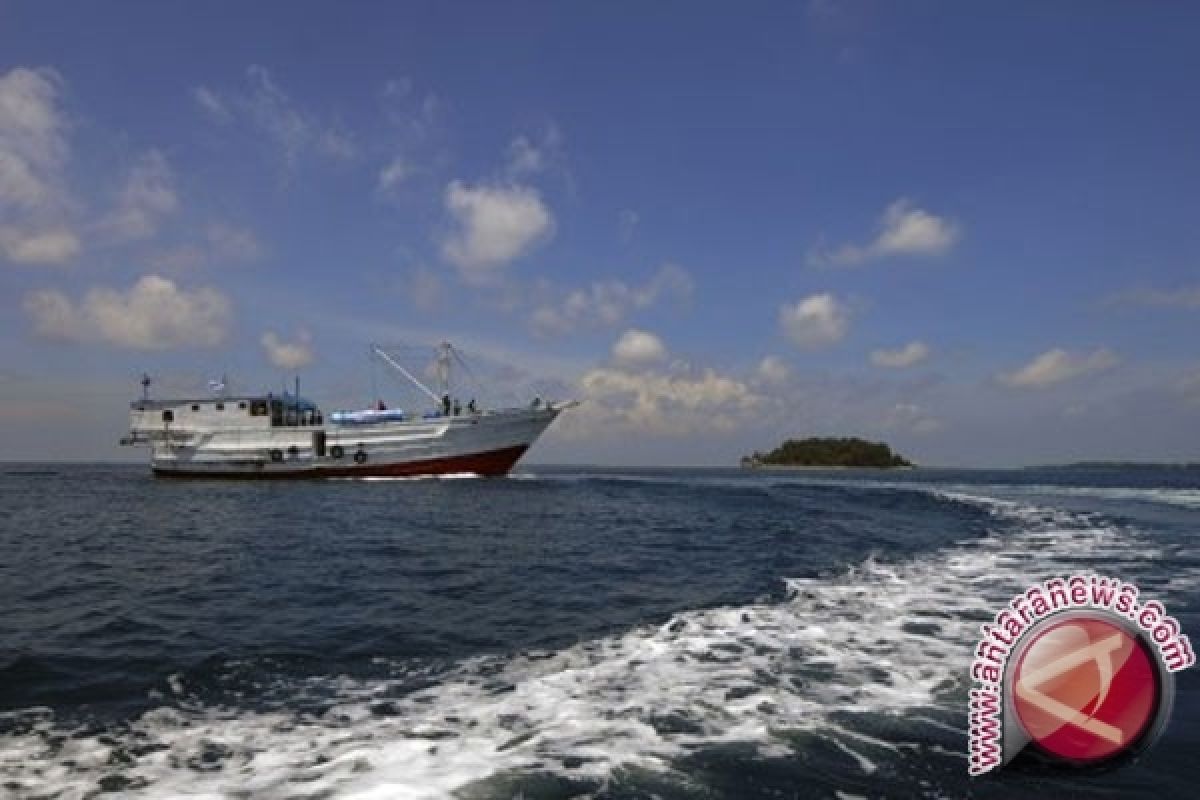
[
  {"xmin": 756, "ymin": 355, "xmax": 791, "ymax": 384},
  {"xmin": 23, "ymin": 274, "xmax": 231, "ymax": 349},
  {"xmin": 150, "ymin": 222, "xmax": 262, "ymax": 272},
  {"xmin": 315, "ymin": 128, "xmax": 355, "ymax": 160},
  {"xmin": 0, "ymin": 225, "xmax": 79, "ymax": 264},
  {"xmin": 405, "ymin": 265, "xmax": 442, "ymax": 310},
  {"xmin": 883, "ymin": 402, "xmax": 942, "ymax": 435},
  {"xmin": 246, "ymin": 65, "xmax": 325, "ymax": 165},
  {"xmin": 377, "ymin": 155, "xmax": 409, "ymax": 193},
  {"xmin": 0, "ymin": 66, "xmax": 67, "ymax": 210},
  {"xmin": 779, "ymin": 292, "xmax": 849, "ymax": 349},
  {"xmin": 1000, "ymin": 347, "xmax": 1118, "ymax": 388},
  {"xmin": 374, "ymin": 78, "xmax": 441, "ymax": 199},
  {"xmin": 569, "ymin": 362, "xmax": 764, "ymax": 437},
  {"xmin": 809, "ymin": 198, "xmax": 960, "ymax": 267},
  {"xmin": 440, "ymin": 180, "xmax": 553, "ymax": 281},
  {"xmin": 529, "ymin": 263, "xmax": 693, "ymax": 336},
  {"xmin": 206, "ymin": 222, "xmax": 262, "ymax": 263},
  {"xmin": 612, "ymin": 329, "xmax": 667, "ymax": 367},
  {"xmin": 95, "ymin": 150, "xmax": 177, "ymax": 243},
  {"xmin": 1109, "ymin": 285, "xmax": 1200, "ymax": 310},
  {"xmin": 617, "ymin": 208, "xmax": 639, "ymax": 244},
  {"xmin": 870, "ymin": 340, "xmax": 929, "ymax": 368},
  {"xmin": 0, "ymin": 66, "xmax": 79, "ymax": 265},
  {"xmin": 196, "ymin": 66, "xmax": 356, "ymax": 169},
  {"xmin": 506, "ymin": 136, "xmax": 545, "ymax": 176},
  {"xmin": 261, "ymin": 329, "xmax": 314, "ymax": 369},
  {"xmin": 379, "ymin": 77, "xmax": 440, "ymax": 140},
  {"xmin": 505, "ymin": 124, "xmax": 563, "ymax": 177},
  {"xmin": 192, "ymin": 86, "xmax": 231, "ymax": 123}
]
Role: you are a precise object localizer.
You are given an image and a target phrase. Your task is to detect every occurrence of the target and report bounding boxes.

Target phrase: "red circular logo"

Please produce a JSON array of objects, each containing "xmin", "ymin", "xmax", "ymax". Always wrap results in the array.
[{"xmin": 1012, "ymin": 616, "xmax": 1158, "ymax": 763}]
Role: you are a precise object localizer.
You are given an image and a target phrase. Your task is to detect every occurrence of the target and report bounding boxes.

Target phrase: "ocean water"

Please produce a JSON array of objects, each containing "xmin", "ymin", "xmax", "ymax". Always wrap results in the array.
[{"xmin": 0, "ymin": 464, "xmax": 1197, "ymax": 799}]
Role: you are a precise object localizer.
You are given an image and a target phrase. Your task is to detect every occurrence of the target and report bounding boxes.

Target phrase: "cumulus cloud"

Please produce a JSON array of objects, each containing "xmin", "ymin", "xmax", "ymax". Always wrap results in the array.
[
  {"xmin": 779, "ymin": 292, "xmax": 849, "ymax": 349},
  {"xmin": 755, "ymin": 355, "xmax": 791, "ymax": 384},
  {"xmin": 612, "ymin": 329, "xmax": 667, "ymax": 367},
  {"xmin": 529, "ymin": 263, "xmax": 693, "ymax": 336},
  {"xmin": 0, "ymin": 225, "xmax": 79, "ymax": 264},
  {"xmin": 809, "ymin": 199, "xmax": 960, "ymax": 267},
  {"xmin": 0, "ymin": 66, "xmax": 79, "ymax": 265},
  {"xmin": 23, "ymin": 274, "xmax": 231, "ymax": 349},
  {"xmin": 261, "ymin": 329, "xmax": 314, "ymax": 369},
  {"xmin": 1000, "ymin": 347, "xmax": 1118, "ymax": 388},
  {"xmin": 194, "ymin": 66, "xmax": 356, "ymax": 169},
  {"xmin": 870, "ymin": 340, "xmax": 929, "ymax": 368},
  {"xmin": 95, "ymin": 150, "xmax": 177, "ymax": 243},
  {"xmin": 571, "ymin": 362, "xmax": 764, "ymax": 437},
  {"xmin": 440, "ymin": 180, "xmax": 553, "ymax": 281}
]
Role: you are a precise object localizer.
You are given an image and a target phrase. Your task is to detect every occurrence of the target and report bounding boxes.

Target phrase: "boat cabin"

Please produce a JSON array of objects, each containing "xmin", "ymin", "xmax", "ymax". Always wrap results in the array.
[{"xmin": 127, "ymin": 392, "xmax": 323, "ymax": 439}]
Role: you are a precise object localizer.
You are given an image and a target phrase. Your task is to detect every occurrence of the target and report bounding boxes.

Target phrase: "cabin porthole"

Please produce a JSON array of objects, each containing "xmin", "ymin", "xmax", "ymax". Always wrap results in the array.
[
  {"xmin": 353, "ymin": 450, "xmax": 368, "ymax": 465},
  {"xmin": 330, "ymin": 444, "xmax": 344, "ymax": 459},
  {"xmin": 286, "ymin": 445, "xmax": 299, "ymax": 459},
  {"xmin": 269, "ymin": 449, "xmax": 283, "ymax": 463}
]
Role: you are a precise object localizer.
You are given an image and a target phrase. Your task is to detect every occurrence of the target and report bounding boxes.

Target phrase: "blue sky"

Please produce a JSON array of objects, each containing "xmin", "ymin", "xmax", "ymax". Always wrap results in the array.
[{"xmin": 1, "ymin": 1, "xmax": 1198, "ymax": 465}]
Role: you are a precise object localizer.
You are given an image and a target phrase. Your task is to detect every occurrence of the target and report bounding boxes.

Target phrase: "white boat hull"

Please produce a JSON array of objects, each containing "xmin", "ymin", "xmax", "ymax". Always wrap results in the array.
[{"xmin": 146, "ymin": 407, "xmax": 561, "ymax": 479}]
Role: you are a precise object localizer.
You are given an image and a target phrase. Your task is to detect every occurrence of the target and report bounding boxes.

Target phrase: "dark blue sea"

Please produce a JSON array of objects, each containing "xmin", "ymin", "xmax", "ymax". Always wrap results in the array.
[{"xmin": 1, "ymin": 464, "xmax": 1197, "ymax": 799}]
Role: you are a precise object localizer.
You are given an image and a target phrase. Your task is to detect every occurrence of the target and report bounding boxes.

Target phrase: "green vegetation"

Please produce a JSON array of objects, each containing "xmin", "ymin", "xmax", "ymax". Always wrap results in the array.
[{"xmin": 741, "ymin": 437, "xmax": 912, "ymax": 468}]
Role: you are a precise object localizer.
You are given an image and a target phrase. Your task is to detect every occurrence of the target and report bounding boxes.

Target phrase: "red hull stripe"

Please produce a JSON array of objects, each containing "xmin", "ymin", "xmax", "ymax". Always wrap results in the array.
[{"xmin": 153, "ymin": 444, "xmax": 530, "ymax": 480}]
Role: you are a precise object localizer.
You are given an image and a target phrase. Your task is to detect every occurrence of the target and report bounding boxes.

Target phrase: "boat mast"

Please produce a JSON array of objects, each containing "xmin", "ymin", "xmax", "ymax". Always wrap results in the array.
[
  {"xmin": 371, "ymin": 344, "xmax": 442, "ymax": 405},
  {"xmin": 436, "ymin": 341, "xmax": 452, "ymax": 398}
]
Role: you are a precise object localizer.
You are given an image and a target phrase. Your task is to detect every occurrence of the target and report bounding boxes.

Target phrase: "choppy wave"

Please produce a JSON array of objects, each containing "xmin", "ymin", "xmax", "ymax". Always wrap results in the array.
[
  {"xmin": 525, "ymin": 470, "xmax": 1200, "ymax": 510},
  {"xmin": 1015, "ymin": 485, "xmax": 1200, "ymax": 509},
  {"xmin": 3, "ymin": 488, "xmax": 1192, "ymax": 799}
]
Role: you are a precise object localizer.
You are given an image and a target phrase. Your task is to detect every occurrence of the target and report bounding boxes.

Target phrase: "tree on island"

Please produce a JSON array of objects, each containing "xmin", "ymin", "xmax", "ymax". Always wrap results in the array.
[{"xmin": 741, "ymin": 437, "xmax": 912, "ymax": 468}]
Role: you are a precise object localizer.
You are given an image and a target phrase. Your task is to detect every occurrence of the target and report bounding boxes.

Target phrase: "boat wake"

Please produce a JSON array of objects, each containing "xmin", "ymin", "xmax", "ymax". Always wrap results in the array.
[
  {"xmin": 2, "ymin": 490, "xmax": 1195, "ymax": 799},
  {"xmin": 331, "ymin": 472, "xmax": 484, "ymax": 482}
]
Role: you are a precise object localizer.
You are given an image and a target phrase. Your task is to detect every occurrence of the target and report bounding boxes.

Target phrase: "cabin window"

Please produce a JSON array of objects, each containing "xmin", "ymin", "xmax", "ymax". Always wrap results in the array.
[
  {"xmin": 238, "ymin": 401, "xmax": 248, "ymax": 410},
  {"xmin": 215, "ymin": 402, "xmax": 225, "ymax": 411},
  {"xmin": 192, "ymin": 404, "xmax": 200, "ymax": 411},
  {"xmin": 250, "ymin": 401, "xmax": 268, "ymax": 416},
  {"xmin": 162, "ymin": 410, "xmax": 174, "ymax": 422}
]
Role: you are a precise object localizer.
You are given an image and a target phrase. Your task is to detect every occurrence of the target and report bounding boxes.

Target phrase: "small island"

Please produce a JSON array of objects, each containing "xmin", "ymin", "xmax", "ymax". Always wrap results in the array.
[{"xmin": 741, "ymin": 437, "xmax": 913, "ymax": 469}]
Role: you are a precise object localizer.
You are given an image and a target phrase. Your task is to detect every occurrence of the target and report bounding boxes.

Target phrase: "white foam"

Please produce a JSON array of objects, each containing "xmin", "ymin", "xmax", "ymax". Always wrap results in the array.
[
  {"xmin": 333, "ymin": 472, "xmax": 483, "ymax": 482},
  {"xmin": 786, "ymin": 475, "xmax": 1200, "ymax": 511},
  {"xmin": 2, "ymin": 493, "xmax": 1193, "ymax": 799}
]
